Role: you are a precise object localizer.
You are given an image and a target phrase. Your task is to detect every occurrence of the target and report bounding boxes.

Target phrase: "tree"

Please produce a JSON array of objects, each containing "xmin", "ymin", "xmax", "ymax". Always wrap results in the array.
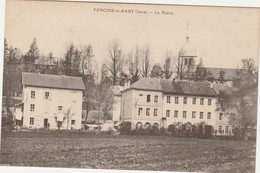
[
  {"xmin": 47, "ymin": 52, "xmax": 55, "ymax": 64},
  {"xmin": 23, "ymin": 37, "xmax": 40, "ymax": 64},
  {"xmin": 219, "ymin": 58, "xmax": 258, "ymax": 140},
  {"xmin": 8, "ymin": 47, "xmax": 22, "ymax": 63},
  {"xmin": 151, "ymin": 63, "xmax": 163, "ymax": 78},
  {"xmin": 127, "ymin": 46, "xmax": 140, "ymax": 84},
  {"xmin": 71, "ymin": 48, "xmax": 81, "ymax": 76},
  {"xmin": 2, "ymin": 43, "xmax": 23, "ymax": 127},
  {"xmin": 62, "ymin": 43, "xmax": 75, "ymax": 76},
  {"xmin": 4, "ymin": 38, "xmax": 9, "ymax": 63},
  {"xmin": 140, "ymin": 45, "xmax": 152, "ymax": 78},
  {"xmin": 101, "ymin": 64, "xmax": 111, "ymax": 83},
  {"xmin": 80, "ymin": 44, "xmax": 94, "ymax": 76},
  {"xmin": 194, "ymin": 58, "xmax": 207, "ymax": 81},
  {"xmin": 106, "ymin": 40, "xmax": 124, "ymax": 85},
  {"xmin": 163, "ymin": 51, "xmax": 173, "ymax": 79},
  {"xmin": 219, "ymin": 69, "xmax": 226, "ymax": 84},
  {"xmin": 94, "ymin": 79, "xmax": 114, "ymax": 123}
]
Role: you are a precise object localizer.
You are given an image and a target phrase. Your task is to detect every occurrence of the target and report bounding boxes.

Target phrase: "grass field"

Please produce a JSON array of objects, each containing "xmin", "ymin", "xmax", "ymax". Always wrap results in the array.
[{"xmin": 0, "ymin": 130, "xmax": 256, "ymax": 172}]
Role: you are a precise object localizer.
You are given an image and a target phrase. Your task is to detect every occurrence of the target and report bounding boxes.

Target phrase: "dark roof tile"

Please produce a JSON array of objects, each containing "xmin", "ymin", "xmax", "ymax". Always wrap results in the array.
[
  {"xmin": 22, "ymin": 72, "xmax": 85, "ymax": 90},
  {"xmin": 126, "ymin": 78, "xmax": 217, "ymax": 97}
]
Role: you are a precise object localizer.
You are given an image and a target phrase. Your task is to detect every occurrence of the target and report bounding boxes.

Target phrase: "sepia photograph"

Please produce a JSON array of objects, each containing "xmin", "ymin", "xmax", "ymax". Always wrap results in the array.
[{"xmin": 0, "ymin": 0, "xmax": 259, "ymax": 172}]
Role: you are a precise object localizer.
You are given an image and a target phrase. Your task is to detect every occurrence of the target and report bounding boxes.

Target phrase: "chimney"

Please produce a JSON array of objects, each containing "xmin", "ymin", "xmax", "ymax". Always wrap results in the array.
[
  {"xmin": 127, "ymin": 80, "xmax": 131, "ymax": 88},
  {"xmin": 209, "ymin": 82, "xmax": 214, "ymax": 88}
]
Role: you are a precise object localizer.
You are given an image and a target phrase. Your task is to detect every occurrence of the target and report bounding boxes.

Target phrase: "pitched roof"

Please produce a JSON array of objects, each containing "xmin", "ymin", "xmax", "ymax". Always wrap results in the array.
[
  {"xmin": 124, "ymin": 78, "xmax": 217, "ymax": 97},
  {"xmin": 22, "ymin": 72, "xmax": 85, "ymax": 90},
  {"xmin": 205, "ymin": 67, "xmax": 237, "ymax": 81},
  {"xmin": 130, "ymin": 78, "xmax": 163, "ymax": 91}
]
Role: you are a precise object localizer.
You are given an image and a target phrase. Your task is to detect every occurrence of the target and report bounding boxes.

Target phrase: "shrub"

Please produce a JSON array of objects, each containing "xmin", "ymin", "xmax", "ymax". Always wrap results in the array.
[{"xmin": 119, "ymin": 121, "xmax": 132, "ymax": 135}]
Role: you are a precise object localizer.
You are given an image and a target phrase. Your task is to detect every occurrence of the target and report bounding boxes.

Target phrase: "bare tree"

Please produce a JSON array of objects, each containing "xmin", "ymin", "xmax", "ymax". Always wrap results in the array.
[
  {"xmin": 162, "ymin": 51, "xmax": 174, "ymax": 79},
  {"xmin": 80, "ymin": 44, "xmax": 94, "ymax": 76},
  {"xmin": 106, "ymin": 40, "xmax": 124, "ymax": 85},
  {"xmin": 140, "ymin": 45, "xmax": 152, "ymax": 78},
  {"xmin": 127, "ymin": 46, "xmax": 141, "ymax": 83},
  {"xmin": 94, "ymin": 79, "xmax": 114, "ymax": 123},
  {"xmin": 62, "ymin": 43, "xmax": 74, "ymax": 76}
]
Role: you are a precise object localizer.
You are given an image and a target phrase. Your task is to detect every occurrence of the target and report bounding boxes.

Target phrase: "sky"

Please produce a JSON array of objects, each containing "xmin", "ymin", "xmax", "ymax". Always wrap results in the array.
[{"xmin": 4, "ymin": 0, "xmax": 260, "ymax": 69}]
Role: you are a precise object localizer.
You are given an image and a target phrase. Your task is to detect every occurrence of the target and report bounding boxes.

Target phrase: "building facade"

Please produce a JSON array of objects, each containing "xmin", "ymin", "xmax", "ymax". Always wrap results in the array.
[
  {"xmin": 120, "ymin": 78, "xmax": 233, "ymax": 135},
  {"xmin": 14, "ymin": 72, "xmax": 85, "ymax": 130}
]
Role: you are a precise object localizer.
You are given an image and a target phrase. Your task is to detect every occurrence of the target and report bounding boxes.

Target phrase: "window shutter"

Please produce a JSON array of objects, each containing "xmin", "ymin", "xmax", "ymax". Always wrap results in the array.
[
  {"xmin": 43, "ymin": 92, "xmax": 45, "ymax": 99},
  {"xmin": 49, "ymin": 92, "xmax": 51, "ymax": 100}
]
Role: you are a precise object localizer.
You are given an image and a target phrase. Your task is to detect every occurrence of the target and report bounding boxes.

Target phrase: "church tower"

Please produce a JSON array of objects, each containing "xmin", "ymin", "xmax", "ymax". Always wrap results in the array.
[{"xmin": 177, "ymin": 24, "xmax": 197, "ymax": 80}]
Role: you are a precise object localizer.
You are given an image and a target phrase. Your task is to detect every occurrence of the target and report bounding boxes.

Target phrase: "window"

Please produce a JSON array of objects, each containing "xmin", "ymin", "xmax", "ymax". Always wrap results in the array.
[
  {"xmin": 184, "ymin": 58, "xmax": 188, "ymax": 65},
  {"xmin": 154, "ymin": 95, "xmax": 158, "ymax": 103},
  {"xmin": 200, "ymin": 112, "xmax": 203, "ymax": 119},
  {"xmin": 166, "ymin": 96, "xmax": 171, "ymax": 103},
  {"xmin": 31, "ymin": 91, "xmax": 35, "ymax": 98},
  {"xmin": 208, "ymin": 99, "xmax": 212, "ymax": 106},
  {"xmin": 138, "ymin": 108, "xmax": 143, "ymax": 116},
  {"xmin": 146, "ymin": 108, "xmax": 150, "ymax": 116},
  {"xmin": 71, "ymin": 120, "xmax": 75, "ymax": 125},
  {"xmin": 219, "ymin": 126, "xmax": 222, "ymax": 133},
  {"xmin": 183, "ymin": 97, "xmax": 187, "ymax": 104},
  {"xmin": 225, "ymin": 126, "xmax": 229, "ymax": 134},
  {"xmin": 30, "ymin": 104, "xmax": 35, "ymax": 112},
  {"xmin": 174, "ymin": 110, "xmax": 178, "ymax": 118},
  {"xmin": 192, "ymin": 111, "xmax": 196, "ymax": 118},
  {"xmin": 219, "ymin": 99, "xmax": 224, "ymax": 107},
  {"xmin": 58, "ymin": 106, "xmax": 63, "ymax": 113},
  {"xmin": 183, "ymin": 111, "xmax": 187, "ymax": 118},
  {"xmin": 219, "ymin": 113, "xmax": 223, "ymax": 120},
  {"xmin": 166, "ymin": 110, "xmax": 170, "ymax": 117},
  {"xmin": 147, "ymin": 95, "xmax": 151, "ymax": 103},
  {"xmin": 154, "ymin": 109, "xmax": 158, "ymax": 116},
  {"xmin": 207, "ymin": 112, "xmax": 211, "ymax": 119},
  {"xmin": 45, "ymin": 92, "xmax": 50, "ymax": 99},
  {"xmin": 30, "ymin": 118, "xmax": 34, "ymax": 125},
  {"xmin": 175, "ymin": 97, "xmax": 179, "ymax": 104},
  {"xmin": 139, "ymin": 94, "xmax": 143, "ymax": 102},
  {"xmin": 200, "ymin": 98, "xmax": 204, "ymax": 105},
  {"xmin": 192, "ymin": 98, "xmax": 196, "ymax": 105}
]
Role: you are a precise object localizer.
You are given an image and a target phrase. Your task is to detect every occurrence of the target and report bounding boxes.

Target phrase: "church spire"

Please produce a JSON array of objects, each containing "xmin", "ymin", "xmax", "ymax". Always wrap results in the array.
[{"xmin": 186, "ymin": 22, "xmax": 190, "ymax": 42}]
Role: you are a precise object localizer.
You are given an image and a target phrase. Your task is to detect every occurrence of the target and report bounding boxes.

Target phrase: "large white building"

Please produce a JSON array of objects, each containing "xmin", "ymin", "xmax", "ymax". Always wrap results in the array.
[
  {"xmin": 14, "ymin": 72, "xmax": 85, "ymax": 130},
  {"xmin": 120, "ymin": 78, "xmax": 233, "ymax": 135}
]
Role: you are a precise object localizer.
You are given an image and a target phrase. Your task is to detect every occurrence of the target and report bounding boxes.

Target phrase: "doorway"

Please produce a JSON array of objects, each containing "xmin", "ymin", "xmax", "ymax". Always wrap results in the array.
[{"xmin": 44, "ymin": 118, "xmax": 48, "ymax": 128}]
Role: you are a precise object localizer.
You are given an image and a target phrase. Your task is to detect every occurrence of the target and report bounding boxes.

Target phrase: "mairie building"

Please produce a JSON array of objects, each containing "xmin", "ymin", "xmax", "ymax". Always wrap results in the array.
[{"xmin": 120, "ymin": 78, "xmax": 233, "ymax": 135}]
